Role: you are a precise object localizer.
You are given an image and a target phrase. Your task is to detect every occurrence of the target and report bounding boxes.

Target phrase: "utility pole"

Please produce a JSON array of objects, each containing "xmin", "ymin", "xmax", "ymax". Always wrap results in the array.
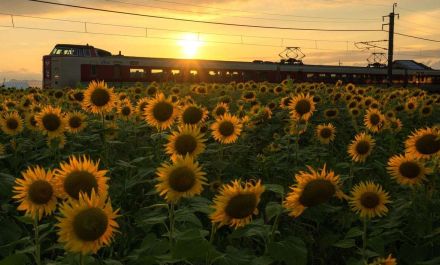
[{"xmin": 383, "ymin": 3, "xmax": 399, "ymax": 87}]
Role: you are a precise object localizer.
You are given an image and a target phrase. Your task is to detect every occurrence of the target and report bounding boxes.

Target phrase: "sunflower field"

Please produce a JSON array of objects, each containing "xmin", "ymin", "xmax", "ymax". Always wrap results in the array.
[{"xmin": 0, "ymin": 80, "xmax": 439, "ymax": 265}]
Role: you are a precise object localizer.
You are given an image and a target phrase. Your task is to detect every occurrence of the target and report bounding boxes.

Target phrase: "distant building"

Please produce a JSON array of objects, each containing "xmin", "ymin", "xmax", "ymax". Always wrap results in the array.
[{"xmin": 2, "ymin": 79, "xmax": 42, "ymax": 89}]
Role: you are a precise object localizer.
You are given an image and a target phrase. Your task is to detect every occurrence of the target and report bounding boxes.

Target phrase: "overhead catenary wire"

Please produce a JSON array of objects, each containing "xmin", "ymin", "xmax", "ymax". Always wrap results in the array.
[
  {"xmin": 0, "ymin": 12, "xmax": 361, "ymax": 44},
  {"xmin": 27, "ymin": 0, "xmax": 384, "ymax": 32},
  {"xmin": 141, "ymin": 0, "xmax": 380, "ymax": 21},
  {"xmin": 101, "ymin": 0, "xmax": 380, "ymax": 24}
]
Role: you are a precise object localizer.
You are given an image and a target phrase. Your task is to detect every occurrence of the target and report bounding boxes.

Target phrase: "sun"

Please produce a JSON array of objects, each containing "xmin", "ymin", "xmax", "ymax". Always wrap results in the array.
[{"xmin": 178, "ymin": 34, "xmax": 202, "ymax": 58}]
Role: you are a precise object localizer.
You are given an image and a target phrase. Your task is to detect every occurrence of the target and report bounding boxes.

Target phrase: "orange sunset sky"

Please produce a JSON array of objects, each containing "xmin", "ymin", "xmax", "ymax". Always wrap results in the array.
[{"xmin": 0, "ymin": 0, "xmax": 439, "ymax": 80}]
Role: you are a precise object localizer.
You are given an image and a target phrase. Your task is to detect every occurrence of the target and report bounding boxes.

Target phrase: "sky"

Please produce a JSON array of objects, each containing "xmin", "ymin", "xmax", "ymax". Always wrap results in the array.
[{"xmin": 0, "ymin": 0, "xmax": 439, "ymax": 80}]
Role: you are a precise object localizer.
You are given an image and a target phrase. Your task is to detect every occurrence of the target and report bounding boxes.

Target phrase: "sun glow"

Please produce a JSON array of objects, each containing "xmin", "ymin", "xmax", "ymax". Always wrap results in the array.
[{"xmin": 178, "ymin": 34, "xmax": 202, "ymax": 58}]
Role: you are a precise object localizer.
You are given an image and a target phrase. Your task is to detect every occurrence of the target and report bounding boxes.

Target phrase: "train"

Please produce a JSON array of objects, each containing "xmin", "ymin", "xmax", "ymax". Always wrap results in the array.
[{"xmin": 43, "ymin": 44, "xmax": 440, "ymax": 89}]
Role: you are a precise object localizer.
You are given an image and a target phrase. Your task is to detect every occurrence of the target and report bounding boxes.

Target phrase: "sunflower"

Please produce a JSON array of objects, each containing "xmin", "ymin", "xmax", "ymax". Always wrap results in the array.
[
  {"xmin": 165, "ymin": 125, "xmax": 206, "ymax": 161},
  {"xmin": 135, "ymin": 97, "xmax": 149, "ymax": 116},
  {"xmin": 35, "ymin": 106, "xmax": 67, "ymax": 138},
  {"xmin": 144, "ymin": 93, "xmax": 179, "ymax": 130},
  {"xmin": 12, "ymin": 166, "xmax": 58, "ymax": 220},
  {"xmin": 0, "ymin": 111, "xmax": 24, "ymax": 135},
  {"xmin": 348, "ymin": 132, "xmax": 376, "ymax": 163},
  {"xmin": 288, "ymin": 93, "xmax": 315, "ymax": 121},
  {"xmin": 179, "ymin": 104, "xmax": 208, "ymax": 126},
  {"xmin": 82, "ymin": 81, "xmax": 116, "ymax": 114},
  {"xmin": 25, "ymin": 113, "xmax": 39, "ymax": 131},
  {"xmin": 369, "ymin": 254, "xmax": 397, "ymax": 265},
  {"xmin": 155, "ymin": 155, "xmax": 207, "ymax": 203},
  {"xmin": 349, "ymin": 107, "xmax": 361, "ymax": 117},
  {"xmin": 54, "ymin": 155, "xmax": 108, "ymax": 200},
  {"xmin": 419, "ymin": 104, "xmax": 433, "ymax": 117},
  {"xmin": 386, "ymin": 118, "xmax": 402, "ymax": 133},
  {"xmin": 212, "ymin": 102, "xmax": 229, "ymax": 118},
  {"xmin": 349, "ymin": 181, "xmax": 390, "ymax": 219},
  {"xmin": 66, "ymin": 111, "xmax": 87, "ymax": 134},
  {"xmin": 57, "ymin": 191, "xmax": 118, "ymax": 254},
  {"xmin": 211, "ymin": 113, "xmax": 243, "ymax": 144},
  {"xmin": 283, "ymin": 164, "xmax": 344, "ymax": 217},
  {"xmin": 405, "ymin": 127, "xmax": 440, "ymax": 159},
  {"xmin": 117, "ymin": 101, "xmax": 133, "ymax": 120},
  {"xmin": 387, "ymin": 153, "xmax": 431, "ymax": 186},
  {"xmin": 323, "ymin": 108, "xmax": 339, "ymax": 119},
  {"xmin": 315, "ymin": 123, "xmax": 336, "ymax": 144},
  {"xmin": 47, "ymin": 134, "xmax": 67, "ymax": 149},
  {"xmin": 364, "ymin": 108, "xmax": 385, "ymax": 133},
  {"xmin": 405, "ymin": 97, "xmax": 418, "ymax": 113},
  {"xmin": 210, "ymin": 179, "xmax": 264, "ymax": 229}
]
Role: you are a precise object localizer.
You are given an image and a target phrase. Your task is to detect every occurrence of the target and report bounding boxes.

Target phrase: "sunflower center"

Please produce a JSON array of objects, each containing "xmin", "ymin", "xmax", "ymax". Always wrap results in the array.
[
  {"xmin": 295, "ymin": 99, "xmax": 311, "ymax": 115},
  {"xmin": 299, "ymin": 179, "xmax": 335, "ymax": 207},
  {"xmin": 283, "ymin": 97, "xmax": 292, "ymax": 106},
  {"xmin": 422, "ymin": 107, "xmax": 430, "ymax": 114},
  {"xmin": 90, "ymin": 88, "xmax": 111, "ymax": 107},
  {"xmin": 215, "ymin": 107, "xmax": 226, "ymax": 116},
  {"xmin": 28, "ymin": 180, "xmax": 53, "ymax": 204},
  {"xmin": 74, "ymin": 92, "xmax": 84, "ymax": 102},
  {"xmin": 407, "ymin": 103, "xmax": 414, "ymax": 109},
  {"xmin": 355, "ymin": 140, "xmax": 371, "ymax": 155},
  {"xmin": 415, "ymin": 134, "xmax": 440, "ymax": 155},
  {"xmin": 225, "ymin": 193, "xmax": 257, "ymax": 219},
  {"xmin": 351, "ymin": 109, "xmax": 359, "ymax": 116},
  {"xmin": 369, "ymin": 114, "xmax": 381, "ymax": 126},
  {"xmin": 42, "ymin": 113, "xmax": 61, "ymax": 131},
  {"xmin": 399, "ymin": 161, "xmax": 421, "ymax": 179},
  {"xmin": 6, "ymin": 118, "xmax": 19, "ymax": 130},
  {"xmin": 218, "ymin": 121, "xmax": 235, "ymax": 137},
  {"xmin": 64, "ymin": 170, "xmax": 98, "ymax": 200},
  {"xmin": 320, "ymin": 128, "xmax": 332, "ymax": 139},
  {"xmin": 168, "ymin": 166, "xmax": 196, "ymax": 192},
  {"xmin": 152, "ymin": 102, "xmax": 173, "ymax": 122},
  {"xmin": 30, "ymin": 116, "xmax": 38, "ymax": 127},
  {"xmin": 73, "ymin": 207, "xmax": 108, "ymax": 242},
  {"xmin": 121, "ymin": 106, "xmax": 131, "ymax": 116},
  {"xmin": 325, "ymin": 110, "xmax": 337, "ymax": 117},
  {"xmin": 360, "ymin": 191, "xmax": 380, "ymax": 209},
  {"xmin": 69, "ymin": 116, "xmax": 82, "ymax": 129},
  {"xmin": 174, "ymin": 134, "xmax": 197, "ymax": 155},
  {"xmin": 182, "ymin": 106, "xmax": 203, "ymax": 124}
]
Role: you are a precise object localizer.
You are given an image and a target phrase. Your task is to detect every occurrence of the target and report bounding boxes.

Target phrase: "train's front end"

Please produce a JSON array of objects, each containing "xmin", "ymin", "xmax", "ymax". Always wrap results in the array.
[{"xmin": 42, "ymin": 44, "xmax": 96, "ymax": 89}]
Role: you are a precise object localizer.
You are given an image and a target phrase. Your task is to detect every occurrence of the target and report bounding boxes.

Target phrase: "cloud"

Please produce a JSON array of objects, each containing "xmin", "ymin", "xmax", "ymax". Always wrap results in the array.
[{"xmin": 0, "ymin": 68, "xmax": 40, "ymax": 80}]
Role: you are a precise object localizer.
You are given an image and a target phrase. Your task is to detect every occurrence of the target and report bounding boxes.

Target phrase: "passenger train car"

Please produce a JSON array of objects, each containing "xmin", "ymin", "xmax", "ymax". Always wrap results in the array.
[{"xmin": 43, "ymin": 44, "xmax": 440, "ymax": 89}]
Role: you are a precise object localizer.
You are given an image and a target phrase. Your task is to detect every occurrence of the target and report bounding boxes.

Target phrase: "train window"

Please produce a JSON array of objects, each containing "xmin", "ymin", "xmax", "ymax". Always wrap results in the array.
[
  {"xmin": 319, "ymin": 73, "xmax": 326, "ymax": 77},
  {"xmin": 91, "ymin": 65, "xmax": 97, "ymax": 76},
  {"xmin": 331, "ymin": 74, "xmax": 336, "ymax": 78},
  {"xmin": 130, "ymin": 68, "xmax": 145, "ymax": 78},
  {"xmin": 307, "ymin": 73, "xmax": 314, "ymax": 78},
  {"xmin": 209, "ymin": 71, "xmax": 216, "ymax": 76},
  {"xmin": 151, "ymin": 69, "xmax": 163, "ymax": 74},
  {"xmin": 190, "ymin": 70, "xmax": 198, "ymax": 75},
  {"xmin": 171, "ymin": 70, "xmax": 180, "ymax": 75},
  {"xmin": 83, "ymin": 49, "xmax": 91, "ymax": 57},
  {"xmin": 342, "ymin": 74, "xmax": 347, "ymax": 78}
]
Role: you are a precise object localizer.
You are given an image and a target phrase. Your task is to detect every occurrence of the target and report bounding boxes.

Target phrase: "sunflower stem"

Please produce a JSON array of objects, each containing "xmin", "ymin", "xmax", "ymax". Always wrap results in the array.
[
  {"xmin": 362, "ymin": 218, "xmax": 368, "ymax": 264},
  {"xmin": 79, "ymin": 253, "xmax": 85, "ymax": 265},
  {"xmin": 33, "ymin": 215, "xmax": 41, "ymax": 265},
  {"xmin": 269, "ymin": 210, "xmax": 281, "ymax": 243},
  {"xmin": 209, "ymin": 223, "xmax": 217, "ymax": 244},
  {"xmin": 169, "ymin": 203, "xmax": 176, "ymax": 247}
]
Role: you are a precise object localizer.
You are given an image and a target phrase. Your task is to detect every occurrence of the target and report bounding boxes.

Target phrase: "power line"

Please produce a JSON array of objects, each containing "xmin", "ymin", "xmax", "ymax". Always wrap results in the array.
[
  {"xmin": 27, "ymin": 0, "xmax": 383, "ymax": 32},
  {"xmin": 138, "ymin": 0, "xmax": 380, "ymax": 21},
  {"xmin": 0, "ymin": 12, "xmax": 359, "ymax": 44},
  {"xmin": 102, "ymin": 0, "xmax": 379, "ymax": 24},
  {"xmin": 0, "ymin": 24, "xmax": 363, "ymax": 52},
  {"xmin": 395, "ymin": 32, "xmax": 440, "ymax": 43}
]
